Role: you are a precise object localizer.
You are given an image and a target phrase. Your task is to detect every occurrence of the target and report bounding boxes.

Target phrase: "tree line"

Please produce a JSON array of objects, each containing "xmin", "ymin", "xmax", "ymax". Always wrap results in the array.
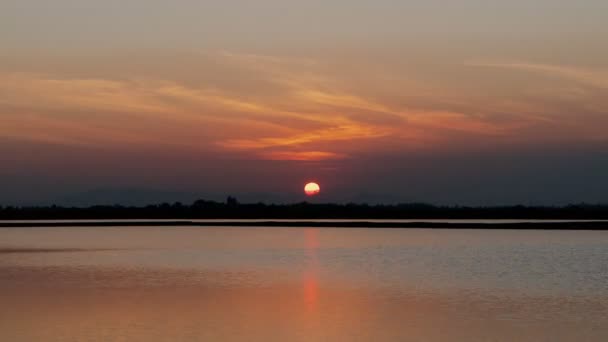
[{"xmin": 1, "ymin": 198, "xmax": 608, "ymax": 220}]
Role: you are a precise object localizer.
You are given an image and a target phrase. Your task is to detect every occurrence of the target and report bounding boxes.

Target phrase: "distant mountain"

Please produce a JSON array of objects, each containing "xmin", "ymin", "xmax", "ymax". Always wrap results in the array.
[
  {"xmin": 53, "ymin": 188, "xmax": 208, "ymax": 207},
  {"xmin": 50, "ymin": 188, "xmax": 309, "ymax": 207}
]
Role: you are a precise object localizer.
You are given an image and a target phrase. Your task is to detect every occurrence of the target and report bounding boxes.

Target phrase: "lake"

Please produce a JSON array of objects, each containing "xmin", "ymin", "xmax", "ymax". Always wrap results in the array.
[{"xmin": 1, "ymin": 226, "xmax": 608, "ymax": 341}]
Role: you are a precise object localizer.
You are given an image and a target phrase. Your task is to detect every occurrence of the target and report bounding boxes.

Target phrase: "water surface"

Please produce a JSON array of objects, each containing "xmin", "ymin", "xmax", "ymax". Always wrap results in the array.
[{"xmin": 1, "ymin": 226, "xmax": 607, "ymax": 341}]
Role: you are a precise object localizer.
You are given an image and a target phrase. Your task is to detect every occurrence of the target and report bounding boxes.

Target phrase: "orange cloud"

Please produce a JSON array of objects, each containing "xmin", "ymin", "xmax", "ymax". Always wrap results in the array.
[
  {"xmin": 218, "ymin": 122, "xmax": 389, "ymax": 150},
  {"xmin": 257, "ymin": 151, "xmax": 347, "ymax": 161},
  {"xmin": 3, "ymin": 52, "xmax": 606, "ymax": 161}
]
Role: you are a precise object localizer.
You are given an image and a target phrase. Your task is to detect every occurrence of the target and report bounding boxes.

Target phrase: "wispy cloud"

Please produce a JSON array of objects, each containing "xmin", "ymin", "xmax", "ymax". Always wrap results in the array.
[
  {"xmin": 257, "ymin": 151, "xmax": 347, "ymax": 161},
  {"xmin": 218, "ymin": 122, "xmax": 389, "ymax": 150},
  {"xmin": 3, "ymin": 52, "xmax": 605, "ymax": 161},
  {"xmin": 467, "ymin": 61, "xmax": 608, "ymax": 89}
]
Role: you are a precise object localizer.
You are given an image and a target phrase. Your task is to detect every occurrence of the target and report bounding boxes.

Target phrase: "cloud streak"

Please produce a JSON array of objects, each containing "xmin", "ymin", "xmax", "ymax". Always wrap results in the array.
[
  {"xmin": 2, "ymin": 53, "xmax": 607, "ymax": 161},
  {"xmin": 468, "ymin": 61, "xmax": 608, "ymax": 90}
]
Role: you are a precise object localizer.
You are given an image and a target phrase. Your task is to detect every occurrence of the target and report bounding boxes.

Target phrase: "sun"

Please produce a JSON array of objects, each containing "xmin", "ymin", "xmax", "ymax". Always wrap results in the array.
[{"xmin": 304, "ymin": 182, "xmax": 321, "ymax": 196}]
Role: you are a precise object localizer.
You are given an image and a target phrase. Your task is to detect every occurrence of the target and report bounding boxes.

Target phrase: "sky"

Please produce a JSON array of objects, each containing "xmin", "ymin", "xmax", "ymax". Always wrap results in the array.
[{"xmin": 1, "ymin": 0, "xmax": 608, "ymax": 205}]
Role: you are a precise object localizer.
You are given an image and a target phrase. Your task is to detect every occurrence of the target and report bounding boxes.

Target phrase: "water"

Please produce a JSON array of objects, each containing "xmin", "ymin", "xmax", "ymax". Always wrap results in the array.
[{"xmin": 1, "ymin": 226, "xmax": 608, "ymax": 341}]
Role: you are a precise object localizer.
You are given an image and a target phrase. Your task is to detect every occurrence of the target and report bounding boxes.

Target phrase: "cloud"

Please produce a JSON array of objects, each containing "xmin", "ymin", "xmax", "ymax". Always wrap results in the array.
[
  {"xmin": 257, "ymin": 151, "xmax": 347, "ymax": 161},
  {"xmin": 3, "ymin": 52, "xmax": 607, "ymax": 162},
  {"xmin": 218, "ymin": 122, "xmax": 389, "ymax": 149},
  {"xmin": 0, "ymin": 67, "xmax": 532, "ymax": 161},
  {"xmin": 467, "ymin": 61, "xmax": 608, "ymax": 90}
]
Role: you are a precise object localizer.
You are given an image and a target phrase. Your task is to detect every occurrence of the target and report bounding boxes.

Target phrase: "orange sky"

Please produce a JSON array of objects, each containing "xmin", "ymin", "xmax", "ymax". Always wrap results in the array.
[
  {"xmin": 2, "ymin": 50, "xmax": 607, "ymax": 161},
  {"xmin": 1, "ymin": 1, "xmax": 608, "ymax": 205}
]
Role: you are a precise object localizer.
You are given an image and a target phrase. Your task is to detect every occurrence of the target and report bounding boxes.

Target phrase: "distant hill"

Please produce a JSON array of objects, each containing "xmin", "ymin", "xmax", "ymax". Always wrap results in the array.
[
  {"xmin": 51, "ymin": 188, "xmax": 305, "ymax": 207},
  {"xmin": 53, "ymin": 188, "xmax": 206, "ymax": 207}
]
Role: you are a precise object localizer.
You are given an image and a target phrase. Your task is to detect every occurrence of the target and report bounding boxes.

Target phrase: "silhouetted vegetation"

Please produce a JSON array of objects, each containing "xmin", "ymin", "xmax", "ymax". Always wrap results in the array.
[{"xmin": 1, "ymin": 198, "xmax": 608, "ymax": 220}]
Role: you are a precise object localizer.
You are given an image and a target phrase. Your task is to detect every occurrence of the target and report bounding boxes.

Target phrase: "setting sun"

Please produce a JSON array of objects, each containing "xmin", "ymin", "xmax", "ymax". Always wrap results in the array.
[{"xmin": 304, "ymin": 182, "xmax": 321, "ymax": 196}]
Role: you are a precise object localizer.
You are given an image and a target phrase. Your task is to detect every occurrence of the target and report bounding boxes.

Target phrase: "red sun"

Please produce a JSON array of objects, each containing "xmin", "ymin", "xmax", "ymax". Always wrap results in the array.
[{"xmin": 304, "ymin": 182, "xmax": 321, "ymax": 196}]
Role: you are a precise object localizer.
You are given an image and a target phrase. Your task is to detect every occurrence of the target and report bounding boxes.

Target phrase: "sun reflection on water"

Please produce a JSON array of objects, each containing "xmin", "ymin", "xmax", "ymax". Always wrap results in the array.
[{"xmin": 303, "ymin": 228, "xmax": 320, "ymax": 314}]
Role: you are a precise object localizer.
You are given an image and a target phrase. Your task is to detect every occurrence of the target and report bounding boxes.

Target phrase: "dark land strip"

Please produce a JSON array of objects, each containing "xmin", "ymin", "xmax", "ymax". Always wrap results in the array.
[{"xmin": 1, "ymin": 220, "xmax": 608, "ymax": 230}]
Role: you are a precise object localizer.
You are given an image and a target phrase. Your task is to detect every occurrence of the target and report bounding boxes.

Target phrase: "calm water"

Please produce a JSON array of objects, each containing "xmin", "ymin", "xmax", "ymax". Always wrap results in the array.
[{"xmin": 1, "ymin": 226, "xmax": 608, "ymax": 341}]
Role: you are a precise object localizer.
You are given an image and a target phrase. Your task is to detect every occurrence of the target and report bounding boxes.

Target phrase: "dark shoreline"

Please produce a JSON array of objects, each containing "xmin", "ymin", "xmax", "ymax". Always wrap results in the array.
[
  {"xmin": 4, "ymin": 203, "xmax": 608, "ymax": 221},
  {"xmin": 2, "ymin": 220, "xmax": 608, "ymax": 230}
]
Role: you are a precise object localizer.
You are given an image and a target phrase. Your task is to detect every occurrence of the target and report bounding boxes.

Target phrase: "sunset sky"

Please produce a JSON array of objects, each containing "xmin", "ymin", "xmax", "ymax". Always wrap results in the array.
[{"xmin": 2, "ymin": 1, "xmax": 608, "ymax": 205}]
